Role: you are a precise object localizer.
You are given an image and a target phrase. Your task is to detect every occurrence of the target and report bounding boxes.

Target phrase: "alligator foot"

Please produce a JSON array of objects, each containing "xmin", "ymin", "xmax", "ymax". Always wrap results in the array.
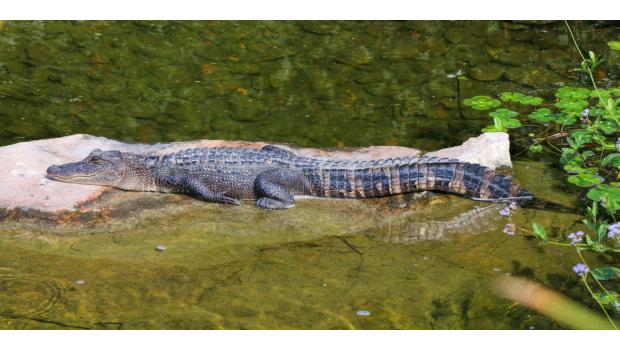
[
  {"xmin": 256, "ymin": 197, "xmax": 294, "ymax": 210},
  {"xmin": 254, "ymin": 169, "xmax": 306, "ymax": 210}
]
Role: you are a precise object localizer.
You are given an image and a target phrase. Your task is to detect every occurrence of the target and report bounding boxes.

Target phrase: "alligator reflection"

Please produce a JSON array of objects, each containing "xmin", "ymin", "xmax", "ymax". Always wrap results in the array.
[{"xmin": 359, "ymin": 201, "xmax": 502, "ymax": 243}]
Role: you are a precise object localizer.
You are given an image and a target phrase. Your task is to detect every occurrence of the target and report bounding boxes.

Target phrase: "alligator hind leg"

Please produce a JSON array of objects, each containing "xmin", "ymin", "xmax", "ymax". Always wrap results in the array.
[{"xmin": 254, "ymin": 168, "xmax": 307, "ymax": 210}]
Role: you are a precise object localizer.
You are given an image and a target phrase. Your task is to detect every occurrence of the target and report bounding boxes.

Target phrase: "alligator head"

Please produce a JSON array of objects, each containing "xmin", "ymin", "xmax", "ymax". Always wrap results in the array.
[{"xmin": 46, "ymin": 149, "xmax": 143, "ymax": 189}]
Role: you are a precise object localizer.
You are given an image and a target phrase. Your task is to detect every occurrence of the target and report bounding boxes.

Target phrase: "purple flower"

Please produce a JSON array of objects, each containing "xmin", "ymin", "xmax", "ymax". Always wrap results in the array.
[
  {"xmin": 580, "ymin": 108, "xmax": 590, "ymax": 118},
  {"xmin": 608, "ymin": 222, "xmax": 620, "ymax": 239},
  {"xmin": 503, "ymin": 223, "xmax": 516, "ymax": 236},
  {"xmin": 499, "ymin": 208, "xmax": 511, "ymax": 217},
  {"xmin": 567, "ymin": 230, "xmax": 584, "ymax": 246},
  {"xmin": 572, "ymin": 263, "xmax": 589, "ymax": 277},
  {"xmin": 508, "ymin": 202, "xmax": 517, "ymax": 210}
]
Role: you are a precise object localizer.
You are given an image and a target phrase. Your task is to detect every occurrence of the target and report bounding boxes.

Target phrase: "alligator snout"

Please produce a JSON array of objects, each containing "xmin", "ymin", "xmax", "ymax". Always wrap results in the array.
[{"xmin": 45, "ymin": 164, "xmax": 63, "ymax": 180}]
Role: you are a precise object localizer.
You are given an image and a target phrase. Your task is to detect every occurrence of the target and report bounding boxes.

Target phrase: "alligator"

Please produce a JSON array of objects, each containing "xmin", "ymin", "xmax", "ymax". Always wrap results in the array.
[{"xmin": 46, "ymin": 145, "xmax": 533, "ymax": 210}]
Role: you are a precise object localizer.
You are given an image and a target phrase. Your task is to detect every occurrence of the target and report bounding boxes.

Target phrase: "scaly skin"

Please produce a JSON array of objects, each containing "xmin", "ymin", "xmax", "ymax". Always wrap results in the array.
[{"xmin": 46, "ymin": 145, "xmax": 533, "ymax": 209}]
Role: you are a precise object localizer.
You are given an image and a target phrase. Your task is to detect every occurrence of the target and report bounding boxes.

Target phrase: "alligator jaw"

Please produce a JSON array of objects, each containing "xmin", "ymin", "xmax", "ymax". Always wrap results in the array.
[{"xmin": 46, "ymin": 164, "xmax": 97, "ymax": 183}]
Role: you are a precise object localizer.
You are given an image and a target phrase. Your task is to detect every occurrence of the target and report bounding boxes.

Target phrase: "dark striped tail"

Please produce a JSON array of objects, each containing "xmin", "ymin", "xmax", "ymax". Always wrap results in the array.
[{"xmin": 312, "ymin": 157, "xmax": 532, "ymax": 203}]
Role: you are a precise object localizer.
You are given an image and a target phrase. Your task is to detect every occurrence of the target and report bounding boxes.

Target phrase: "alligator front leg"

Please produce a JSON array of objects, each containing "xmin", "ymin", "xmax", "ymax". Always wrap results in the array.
[
  {"xmin": 254, "ymin": 168, "xmax": 307, "ymax": 210},
  {"xmin": 164, "ymin": 174, "xmax": 240, "ymax": 205}
]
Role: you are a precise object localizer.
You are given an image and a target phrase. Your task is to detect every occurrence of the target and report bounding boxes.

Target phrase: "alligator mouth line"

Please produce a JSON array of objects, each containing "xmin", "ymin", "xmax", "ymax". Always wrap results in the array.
[{"xmin": 46, "ymin": 173, "xmax": 96, "ymax": 181}]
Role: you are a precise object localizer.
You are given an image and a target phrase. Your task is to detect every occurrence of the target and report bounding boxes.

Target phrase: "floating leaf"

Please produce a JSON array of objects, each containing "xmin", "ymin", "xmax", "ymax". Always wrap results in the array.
[
  {"xmin": 567, "ymin": 173, "xmax": 605, "ymax": 187},
  {"xmin": 555, "ymin": 99, "xmax": 588, "ymax": 114},
  {"xmin": 500, "ymin": 91, "xmax": 525, "ymax": 102},
  {"xmin": 555, "ymin": 86, "xmax": 591, "ymax": 100},
  {"xmin": 463, "ymin": 95, "xmax": 502, "ymax": 110},
  {"xmin": 519, "ymin": 95, "xmax": 543, "ymax": 106},
  {"xmin": 528, "ymin": 108, "xmax": 556, "ymax": 123},
  {"xmin": 591, "ymin": 267, "xmax": 620, "ymax": 280},
  {"xmin": 489, "ymin": 108, "xmax": 519, "ymax": 119}
]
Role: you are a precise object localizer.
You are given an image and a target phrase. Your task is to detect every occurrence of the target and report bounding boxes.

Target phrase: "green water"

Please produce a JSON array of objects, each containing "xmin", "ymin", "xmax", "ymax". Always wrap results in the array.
[{"xmin": 0, "ymin": 21, "xmax": 618, "ymax": 329}]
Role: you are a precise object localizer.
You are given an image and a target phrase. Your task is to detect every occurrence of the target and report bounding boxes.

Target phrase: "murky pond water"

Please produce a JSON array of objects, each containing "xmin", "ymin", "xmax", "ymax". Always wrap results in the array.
[{"xmin": 0, "ymin": 21, "xmax": 618, "ymax": 329}]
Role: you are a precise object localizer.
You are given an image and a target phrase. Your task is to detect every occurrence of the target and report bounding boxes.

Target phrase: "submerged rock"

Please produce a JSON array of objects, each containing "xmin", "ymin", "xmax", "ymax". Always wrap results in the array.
[{"xmin": 0, "ymin": 133, "xmax": 511, "ymax": 213}]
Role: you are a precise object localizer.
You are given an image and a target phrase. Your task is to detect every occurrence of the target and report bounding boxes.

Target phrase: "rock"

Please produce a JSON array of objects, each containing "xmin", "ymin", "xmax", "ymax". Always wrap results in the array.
[
  {"xmin": 0, "ymin": 133, "xmax": 511, "ymax": 213},
  {"xmin": 425, "ymin": 132, "xmax": 512, "ymax": 169},
  {"xmin": 504, "ymin": 66, "xmax": 564, "ymax": 87},
  {"xmin": 155, "ymin": 245, "xmax": 167, "ymax": 252},
  {"xmin": 469, "ymin": 63, "xmax": 506, "ymax": 81}
]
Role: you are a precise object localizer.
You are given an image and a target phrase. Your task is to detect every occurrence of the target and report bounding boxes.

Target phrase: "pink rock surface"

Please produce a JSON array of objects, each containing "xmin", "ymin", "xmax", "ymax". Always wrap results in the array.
[{"xmin": 0, "ymin": 133, "xmax": 510, "ymax": 213}]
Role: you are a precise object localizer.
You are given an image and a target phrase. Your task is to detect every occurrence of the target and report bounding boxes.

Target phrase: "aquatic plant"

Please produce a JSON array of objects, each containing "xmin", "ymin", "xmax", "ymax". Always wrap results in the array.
[
  {"xmin": 462, "ymin": 95, "xmax": 501, "ymax": 110},
  {"xmin": 500, "ymin": 91, "xmax": 542, "ymax": 106},
  {"xmin": 555, "ymin": 86, "xmax": 591, "ymax": 101},
  {"xmin": 573, "ymin": 263, "xmax": 590, "ymax": 277},
  {"xmin": 480, "ymin": 22, "xmax": 620, "ymax": 329},
  {"xmin": 528, "ymin": 108, "xmax": 556, "ymax": 123}
]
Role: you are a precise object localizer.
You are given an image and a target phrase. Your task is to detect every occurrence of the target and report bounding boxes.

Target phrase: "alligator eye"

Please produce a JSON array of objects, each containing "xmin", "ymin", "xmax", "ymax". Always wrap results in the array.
[{"xmin": 90, "ymin": 156, "xmax": 104, "ymax": 163}]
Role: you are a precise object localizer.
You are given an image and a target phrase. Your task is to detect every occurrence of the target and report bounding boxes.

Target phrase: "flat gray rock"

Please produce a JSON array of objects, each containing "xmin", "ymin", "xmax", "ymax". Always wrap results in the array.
[{"xmin": 0, "ymin": 132, "xmax": 511, "ymax": 213}]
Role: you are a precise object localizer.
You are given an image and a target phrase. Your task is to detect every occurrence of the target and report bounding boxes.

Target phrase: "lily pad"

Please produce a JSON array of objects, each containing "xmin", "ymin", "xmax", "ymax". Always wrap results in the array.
[
  {"xmin": 499, "ymin": 91, "xmax": 525, "ymax": 102},
  {"xmin": 528, "ymin": 108, "xmax": 556, "ymax": 123},
  {"xmin": 499, "ymin": 92, "xmax": 543, "ymax": 105},
  {"xmin": 555, "ymin": 99, "xmax": 588, "ymax": 114},
  {"xmin": 489, "ymin": 108, "xmax": 518, "ymax": 119},
  {"xmin": 519, "ymin": 95, "xmax": 543, "ymax": 106},
  {"xmin": 555, "ymin": 86, "xmax": 591, "ymax": 101},
  {"xmin": 463, "ymin": 95, "xmax": 502, "ymax": 110}
]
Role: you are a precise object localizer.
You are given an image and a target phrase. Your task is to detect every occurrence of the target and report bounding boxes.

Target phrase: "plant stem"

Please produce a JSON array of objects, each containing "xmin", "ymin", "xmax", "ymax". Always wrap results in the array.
[{"xmin": 577, "ymin": 249, "xmax": 618, "ymax": 329}]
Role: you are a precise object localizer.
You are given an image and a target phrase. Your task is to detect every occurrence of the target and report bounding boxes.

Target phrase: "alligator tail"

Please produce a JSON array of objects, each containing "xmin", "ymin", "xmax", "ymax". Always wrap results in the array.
[{"xmin": 313, "ymin": 157, "xmax": 532, "ymax": 203}]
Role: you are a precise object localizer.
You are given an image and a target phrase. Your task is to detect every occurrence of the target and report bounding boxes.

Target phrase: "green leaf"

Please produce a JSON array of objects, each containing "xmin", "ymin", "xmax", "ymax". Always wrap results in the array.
[
  {"xmin": 563, "ymin": 164, "xmax": 597, "ymax": 174},
  {"xmin": 567, "ymin": 173, "xmax": 604, "ymax": 187},
  {"xmin": 555, "ymin": 86, "xmax": 591, "ymax": 100},
  {"xmin": 532, "ymin": 223, "xmax": 548, "ymax": 242},
  {"xmin": 587, "ymin": 185, "xmax": 620, "ymax": 212},
  {"xmin": 528, "ymin": 108, "xmax": 556, "ymax": 123},
  {"xmin": 570, "ymin": 130, "xmax": 593, "ymax": 144},
  {"xmin": 594, "ymin": 291, "xmax": 619, "ymax": 305},
  {"xmin": 591, "ymin": 267, "xmax": 620, "ymax": 280},
  {"xmin": 608, "ymin": 41, "xmax": 620, "ymax": 51},
  {"xmin": 499, "ymin": 91, "xmax": 524, "ymax": 102},
  {"xmin": 555, "ymin": 99, "xmax": 589, "ymax": 114},
  {"xmin": 463, "ymin": 96, "xmax": 502, "ymax": 110},
  {"xmin": 601, "ymin": 153, "xmax": 620, "ymax": 168},
  {"xmin": 489, "ymin": 108, "xmax": 519, "ymax": 119},
  {"xmin": 555, "ymin": 114, "xmax": 577, "ymax": 126},
  {"xmin": 529, "ymin": 144, "xmax": 543, "ymax": 153}
]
